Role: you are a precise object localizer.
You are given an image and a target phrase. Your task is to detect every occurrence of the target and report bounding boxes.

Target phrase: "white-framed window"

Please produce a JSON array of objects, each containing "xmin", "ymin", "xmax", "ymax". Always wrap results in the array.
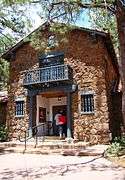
[
  {"xmin": 48, "ymin": 35, "xmax": 56, "ymax": 47},
  {"xmin": 80, "ymin": 91, "xmax": 94, "ymax": 114},
  {"xmin": 15, "ymin": 97, "xmax": 25, "ymax": 117}
]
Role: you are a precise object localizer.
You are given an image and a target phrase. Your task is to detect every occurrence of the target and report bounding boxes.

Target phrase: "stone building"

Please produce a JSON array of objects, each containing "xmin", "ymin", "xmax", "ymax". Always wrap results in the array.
[{"xmin": 2, "ymin": 23, "xmax": 121, "ymax": 144}]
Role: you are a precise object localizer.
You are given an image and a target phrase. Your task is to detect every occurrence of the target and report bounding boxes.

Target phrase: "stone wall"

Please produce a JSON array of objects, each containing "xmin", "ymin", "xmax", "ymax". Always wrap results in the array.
[
  {"xmin": 6, "ymin": 28, "xmax": 118, "ymax": 143},
  {"xmin": 6, "ymin": 44, "xmax": 38, "ymax": 139}
]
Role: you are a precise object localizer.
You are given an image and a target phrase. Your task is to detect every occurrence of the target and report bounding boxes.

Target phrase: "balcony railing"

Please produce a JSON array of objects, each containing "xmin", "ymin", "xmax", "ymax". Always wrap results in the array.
[{"xmin": 23, "ymin": 64, "xmax": 73, "ymax": 86}]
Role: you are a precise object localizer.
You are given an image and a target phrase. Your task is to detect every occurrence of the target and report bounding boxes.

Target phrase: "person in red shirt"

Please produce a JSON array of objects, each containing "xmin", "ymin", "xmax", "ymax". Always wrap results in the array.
[
  {"xmin": 58, "ymin": 111, "xmax": 67, "ymax": 139},
  {"xmin": 55, "ymin": 110, "xmax": 67, "ymax": 139}
]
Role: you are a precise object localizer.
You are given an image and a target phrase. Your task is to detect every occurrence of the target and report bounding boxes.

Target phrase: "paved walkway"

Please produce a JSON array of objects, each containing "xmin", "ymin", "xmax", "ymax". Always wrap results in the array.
[{"xmin": 0, "ymin": 153, "xmax": 125, "ymax": 180}]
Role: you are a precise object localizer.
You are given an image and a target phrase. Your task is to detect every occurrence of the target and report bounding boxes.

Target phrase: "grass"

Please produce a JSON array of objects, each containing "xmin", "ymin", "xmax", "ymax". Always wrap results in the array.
[
  {"xmin": 108, "ymin": 155, "xmax": 125, "ymax": 168},
  {"xmin": 105, "ymin": 136, "xmax": 125, "ymax": 168}
]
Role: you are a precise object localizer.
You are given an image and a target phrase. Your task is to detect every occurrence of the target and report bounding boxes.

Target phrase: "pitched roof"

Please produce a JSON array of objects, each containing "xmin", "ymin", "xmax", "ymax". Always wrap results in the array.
[{"xmin": 1, "ymin": 22, "xmax": 119, "ymax": 76}]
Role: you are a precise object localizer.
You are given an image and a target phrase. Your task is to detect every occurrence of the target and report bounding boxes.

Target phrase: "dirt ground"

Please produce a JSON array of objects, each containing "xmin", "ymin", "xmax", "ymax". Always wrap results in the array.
[{"xmin": 0, "ymin": 153, "xmax": 125, "ymax": 180}]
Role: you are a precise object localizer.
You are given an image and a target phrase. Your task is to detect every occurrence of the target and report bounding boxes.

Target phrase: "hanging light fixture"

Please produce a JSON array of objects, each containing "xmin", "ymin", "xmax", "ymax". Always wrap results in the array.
[{"xmin": 58, "ymin": 96, "xmax": 61, "ymax": 101}]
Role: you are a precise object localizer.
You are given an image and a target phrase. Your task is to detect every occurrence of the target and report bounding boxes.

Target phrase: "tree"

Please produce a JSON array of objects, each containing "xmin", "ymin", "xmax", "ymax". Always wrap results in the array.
[
  {"xmin": 90, "ymin": 9, "xmax": 118, "ymax": 54},
  {"xmin": 0, "ymin": 0, "xmax": 32, "ymax": 90},
  {"xmin": 0, "ymin": 59, "xmax": 9, "ymax": 90},
  {"xmin": 0, "ymin": 0, "xmax": 32, "ymax": 53}
]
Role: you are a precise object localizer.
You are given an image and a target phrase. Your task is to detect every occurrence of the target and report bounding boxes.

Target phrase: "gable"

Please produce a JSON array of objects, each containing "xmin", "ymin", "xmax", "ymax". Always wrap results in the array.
[{"xmin": 1, "ymin": 24, "xmax": 119, "ymax": 78}]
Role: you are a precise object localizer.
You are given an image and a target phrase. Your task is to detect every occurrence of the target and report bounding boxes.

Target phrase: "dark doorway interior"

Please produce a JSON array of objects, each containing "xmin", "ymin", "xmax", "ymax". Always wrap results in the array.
[
  {"xmin": 110, "ymin": 92, "xmax": 123, "ymax": 140},
  {"xmin": 52, "ymin": 105, "xmax": 67, "ymax": 135},
  {"xmin": 39, "ymin": 107, "xmax": 46, "ymax": 123}
]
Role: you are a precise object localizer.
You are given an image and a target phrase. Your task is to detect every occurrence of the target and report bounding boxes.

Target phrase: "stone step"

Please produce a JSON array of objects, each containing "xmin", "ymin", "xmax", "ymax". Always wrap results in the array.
[
  {"xmin": 62, "ymin": 145, "xmax": 108, "ymax": 156},
  {"xmin": 20, "ymin": 136, "xmax": 65, "ymax": 142},
  {"xmin": 0, "ymin": 140, "xmax": 90, "ymax": 150},
  {"xmin": 0, "ymin": 145, "xmax": 108, "ymax": 156}
]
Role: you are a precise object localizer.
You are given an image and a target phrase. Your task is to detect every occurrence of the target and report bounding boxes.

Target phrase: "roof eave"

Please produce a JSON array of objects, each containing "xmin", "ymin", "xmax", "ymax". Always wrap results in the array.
[{"xmin": 1, "ymin": 40, "xmax": 31, "ymax": 61}]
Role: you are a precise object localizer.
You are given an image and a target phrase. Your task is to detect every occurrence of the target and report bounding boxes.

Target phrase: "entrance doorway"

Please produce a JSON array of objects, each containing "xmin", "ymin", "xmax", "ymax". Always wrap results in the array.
[
  {"xmin": 52, "ymin": 105, "xmax": 67, "ymax": 135},
  {"xmin": 37, "ymin": 107, "xmax": 46, "ymax": 136}
]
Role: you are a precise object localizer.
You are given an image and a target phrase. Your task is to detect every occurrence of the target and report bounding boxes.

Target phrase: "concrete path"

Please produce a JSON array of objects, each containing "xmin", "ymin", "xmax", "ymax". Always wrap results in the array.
[{"xmin": 0, "ymin": 153, "xmax": 125, "ymax": 180}]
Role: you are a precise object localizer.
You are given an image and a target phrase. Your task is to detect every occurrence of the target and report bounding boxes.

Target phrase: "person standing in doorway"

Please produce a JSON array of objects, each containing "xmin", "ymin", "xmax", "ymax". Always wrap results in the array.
[
  {"xmin": 55, "ymin": 110, "xmax": 67, "ymax": 139},
  {"xmin": 54, "ymin": 111, "xmax": 62, "ymax": 138},
  {"xmin": 59, "ymin": 111, "xmax": 67, "ymax": 138},
  {"xmin": 54, "ymin": 110, "xmax": 66, "ymax": 139}
]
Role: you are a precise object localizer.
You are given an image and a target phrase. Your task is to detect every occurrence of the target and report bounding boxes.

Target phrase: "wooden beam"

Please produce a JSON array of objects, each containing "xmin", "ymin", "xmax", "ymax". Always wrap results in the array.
[
  {"xmin": 67, "ymin": 92, "xmax": 72, "ymax": 138},
  {"xmin": 28, "ymin": 94, "xmax": 33, "ymax": 136},
  {"xmin": 40, "ymin": 91, "xmax": 66, "ymax": 98}
]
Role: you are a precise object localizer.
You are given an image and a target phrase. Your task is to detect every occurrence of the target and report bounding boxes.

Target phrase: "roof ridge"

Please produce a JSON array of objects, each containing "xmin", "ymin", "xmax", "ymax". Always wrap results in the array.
[{"xmin": 1, "ymin": 21, "xmax": 110, "ymax": 60}]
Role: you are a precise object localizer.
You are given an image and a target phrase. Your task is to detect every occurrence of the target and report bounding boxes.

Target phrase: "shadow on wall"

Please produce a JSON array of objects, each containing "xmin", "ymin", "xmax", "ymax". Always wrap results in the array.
[
  {"xmin": 0, "ymin": 102, "xmax": 7, "ymax": 126},
  {"xmin": 110, "ymin": 92, "xmax": 123, "ymax": 140}
]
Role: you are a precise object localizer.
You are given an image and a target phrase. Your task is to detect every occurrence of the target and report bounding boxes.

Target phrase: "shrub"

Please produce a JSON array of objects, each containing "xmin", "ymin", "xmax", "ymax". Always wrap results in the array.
[
  {"xmin": 0, "ymin": 125, "xmax": 8, "ymax": 142},
  {"xmin": 106, "ymin": 137, "xmax": 125, "ymax": 157}
]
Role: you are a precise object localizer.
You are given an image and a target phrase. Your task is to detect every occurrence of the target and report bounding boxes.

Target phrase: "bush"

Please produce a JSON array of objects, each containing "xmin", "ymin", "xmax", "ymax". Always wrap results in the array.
[
  {"xmin": 106, "ymin": 137, "xmax": 125, "ymax": 157},
  {"xmin": 0, "ymin": 125, "xmax": 8, "ymax": 142}
]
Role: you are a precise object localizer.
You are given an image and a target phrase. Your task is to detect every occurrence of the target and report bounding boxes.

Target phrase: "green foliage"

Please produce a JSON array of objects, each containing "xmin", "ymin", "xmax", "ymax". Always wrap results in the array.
[
  {"xmin": 90, "ymin": 9, "xmax": 119, "ymax": 54},
  {"xmin": 0, "ymin": 34, "xmax": 15, "ymax": 54},
  {"xmin": 30, "ymin": 23, "xmax": 71, "ymax": 52},
  {"xmin": 0, "ymin": 125, "xmax": 8, "ymax": 142},
  {"xmin": 0, "ymin": 35, "xmax": 11, "ymax": 90},
  {"xmin": 0, "ymin": 0, "xmax": 32, "ymax": 90},
  {"xmin": 0, "ymin": 0, "xmax": 32, "ymax": 52},
  {"xmin": 106, "ymin": 137, "xmax": 125, "ymax": 157},
  {"xmin": 0, "ymin": 59, "xmax": 9, "ymax": 90},
  {"xmin": 0, "ymin": 1, "xmax": 31, "ymax": 35},
  {"xmin": 37, "ymin": 0, "xmax": 81, "ymax": 23},
  {"xmin": 2, "ymin": 0, "xmax": 31, "ymax": 5}
]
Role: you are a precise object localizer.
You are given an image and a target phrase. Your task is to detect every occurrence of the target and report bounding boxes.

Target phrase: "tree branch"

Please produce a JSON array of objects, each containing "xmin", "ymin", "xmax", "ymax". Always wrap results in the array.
[
  {"xmin": 31, "ymin": 0, "xmax": 113, "ymax": 9},
  {"xmin": 116, "ymin": 0, "xmax": 125, "ymax": 17},
  {"xmin": 51, "ymin": 1, "xmax": 111, "ymax": 9},
  {"xmin": 0, "ymin": 32, "xmax": 12, "ymax": 42},
  {"xmin": 31, "ymin": 0, "xmax": 116, "ymax": 14}
]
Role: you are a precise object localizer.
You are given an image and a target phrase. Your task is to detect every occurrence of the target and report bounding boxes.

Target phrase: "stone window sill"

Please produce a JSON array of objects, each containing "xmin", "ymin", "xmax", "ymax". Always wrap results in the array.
[
  {"xmin": 80, "ymin": 111, "xmax": 95, "ymax": 115},
  {"xmin": 15, "ymin": 115, "xmax": 24, "ymax": 118}
]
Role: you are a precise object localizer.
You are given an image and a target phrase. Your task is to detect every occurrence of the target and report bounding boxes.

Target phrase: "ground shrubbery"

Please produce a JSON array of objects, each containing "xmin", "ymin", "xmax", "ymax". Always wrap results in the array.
[
  {"xmin": 0, "ymin": 125, "xmax": 8, "ymax": 142},
  {"xmin": 106, "ymin": 137, "xmax": 125, "ymax": 157}
]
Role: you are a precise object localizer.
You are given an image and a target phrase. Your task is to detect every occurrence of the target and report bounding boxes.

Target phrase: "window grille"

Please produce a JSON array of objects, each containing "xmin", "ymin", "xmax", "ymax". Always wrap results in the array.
[
  {"xmin": 81, "ymin": 94, "xmax": 94, "ymax": 113},
  {"xmin": 15, "ymin": 101, "xmax": 24, "ymax": 116}
]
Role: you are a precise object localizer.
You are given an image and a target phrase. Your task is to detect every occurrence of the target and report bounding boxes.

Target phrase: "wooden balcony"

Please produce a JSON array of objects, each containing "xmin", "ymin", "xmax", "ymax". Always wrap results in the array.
[{"xmin": 23, "ymin": 64, "xmax": 73, "ymax": 86}]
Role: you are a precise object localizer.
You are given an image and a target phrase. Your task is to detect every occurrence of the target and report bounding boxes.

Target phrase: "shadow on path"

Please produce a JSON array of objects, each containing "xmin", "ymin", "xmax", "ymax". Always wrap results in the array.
[{"xmin": 0, "ymin": 156, "xmax": 125, "ymax": 179}]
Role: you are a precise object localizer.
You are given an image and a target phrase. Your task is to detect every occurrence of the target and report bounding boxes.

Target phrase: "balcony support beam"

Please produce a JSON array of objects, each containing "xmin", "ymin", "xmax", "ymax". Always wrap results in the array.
[
  {"xmin": 67, "ymin": 92, "xmax": 72, "ymax": 138},
  {"xmin": 29, "ymin": 94, "xmax": 33, "ymax": 137},
  {"xmin": 28, "ymin": 90, "xmax": 37, "ymax": 137}
]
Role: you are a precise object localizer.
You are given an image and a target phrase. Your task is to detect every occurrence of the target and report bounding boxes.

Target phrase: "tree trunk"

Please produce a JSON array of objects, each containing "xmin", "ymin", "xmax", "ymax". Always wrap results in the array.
[{"xmin": 116, "ymin": 0, "xmax": 125, "ymax": 130}]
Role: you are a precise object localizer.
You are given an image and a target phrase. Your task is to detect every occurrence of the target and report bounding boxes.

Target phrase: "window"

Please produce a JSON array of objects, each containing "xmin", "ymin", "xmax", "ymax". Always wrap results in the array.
[
  {"xmin": 39, "ymin": 52, "xmax": 64, "ymax": 68},
  {"xmin": 15, "ymin": 101, "xmax": 24, "ymax": 117},
  {"xmin": 81, "ymin": 93, "xmax": 94, "ymax": 113},
  {"xmin": 48, "ymin": 35, "xmax": 56, "ymax": 48}
]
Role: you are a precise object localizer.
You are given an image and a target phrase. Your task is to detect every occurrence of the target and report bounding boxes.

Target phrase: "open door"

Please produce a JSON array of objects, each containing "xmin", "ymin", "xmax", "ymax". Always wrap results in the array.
[
  {"xmin": 52, "ymin": 105, "xmax": 67, "ymax": 136},
  {"xmin": 37, "ymin": 107, "xmax": 46, "ymax": 136},
  {"xmin": 39, "ymin": 107, "xmax": 46, "ymax": 123}
]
